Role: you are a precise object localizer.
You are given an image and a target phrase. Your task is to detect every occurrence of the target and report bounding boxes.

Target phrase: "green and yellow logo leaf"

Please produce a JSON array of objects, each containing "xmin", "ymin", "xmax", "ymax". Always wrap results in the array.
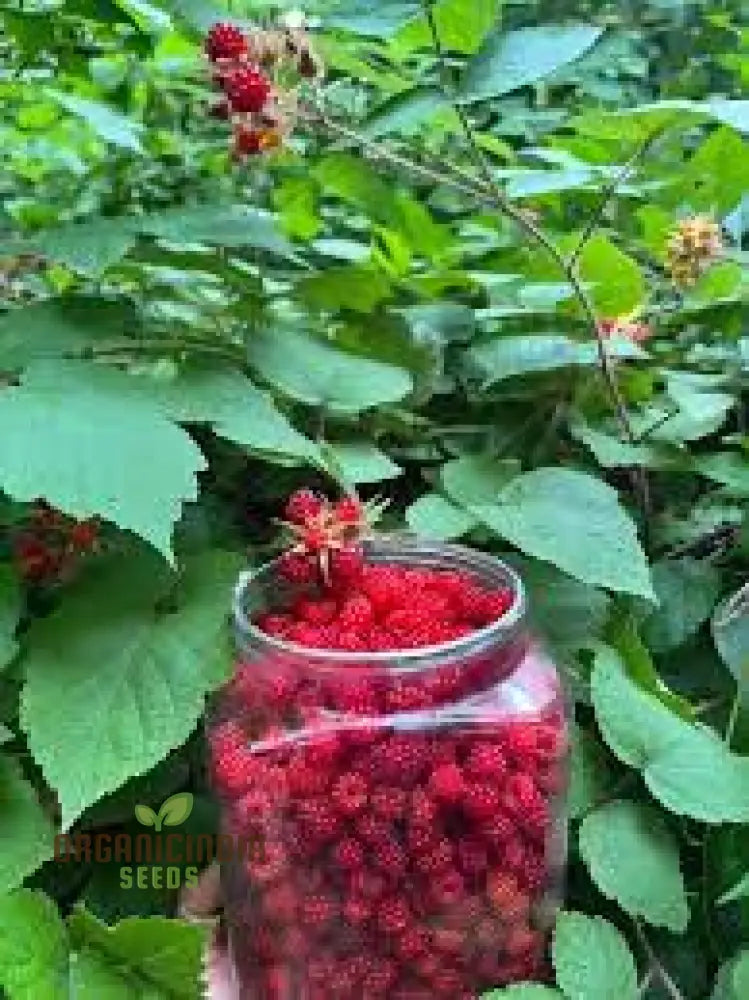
[{"xmin": 135, "ymin": 792, "xmax": 194, "ymax": 832}]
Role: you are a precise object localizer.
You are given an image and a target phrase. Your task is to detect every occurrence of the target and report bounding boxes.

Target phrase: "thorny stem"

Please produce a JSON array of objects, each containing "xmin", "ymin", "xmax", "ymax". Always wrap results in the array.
[{"xmin": 635, "ymin": 922, "xmax": 685, "ymax": 1000}]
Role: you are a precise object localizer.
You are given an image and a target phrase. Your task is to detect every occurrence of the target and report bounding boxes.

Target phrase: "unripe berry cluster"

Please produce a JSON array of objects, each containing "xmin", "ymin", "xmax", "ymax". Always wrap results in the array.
[
  {"xmin": 203, "ymin": 19, "xmax": 321, "ymax": 159},
  {"xmin": 13, "ymin": 501, "xmax": 99, "ymax": 583},
  {"xmin": 666, "ymin": 215, "xmax": 723, "ymax": 287}
]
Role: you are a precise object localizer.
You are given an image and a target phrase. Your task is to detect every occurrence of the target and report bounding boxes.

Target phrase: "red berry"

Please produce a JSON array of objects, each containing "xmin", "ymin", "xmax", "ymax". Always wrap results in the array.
[
  {"xmin": 225, "ymin": 65, "xmax": 271, "ymax": 113},
  {"xmin": 415, "ymin": 839, "xmax": 453, "ymax": 874},
  {"xmin": 463, "ymin": 783, "xmax": 501, "ymax": 820},
  {"xmin": 343, "ymin": 895, "xmax": 372, "ymax": 925},
  {"xmin": 332, "ymin": 772, "xmax": 368, "ymax": 816},
  {"xmin": 464, "ymin": 742, "xmax": 508, "ymax": 782},
  {"xmin": 329, "ymin": 545, "xmax": 364, "ymax": 586},
  {"xmin": 429, "ymin": 763, "xmax": 465, "ymax": 804},
  {"xmin": 205, "ymin": 22, "xmax": 247, "ymax": 61},
  {"xmin": 334, "ymin": 495, "xmax": 363, "ymax": 525},
  {"xmin": 285, "ymin": 488, "xmax": 325, "ymax": 525},
  {"xmin": 337, "ymin": 594, "xmax": 374, "ymax": 631},
  {"xmin": 372, "ymin": 838, "xmax": 408, "ymax": 878},
  {"xmin": 277, "ymin": 550, "xmax": 316, "ymax": 585},
  {"xmin": 371, "ymin": 786, "xmax": 408, "ymax": 821},
  {"xmin": 410, "ymin": 788, "xmax": 437, "ymax": 826},
  {"xmin": 333, "ymin": 837, "xmax": 365, "ymax": 871},
  {"xmin": 377, "ymin": 896, "xmax": 410, "ymax": 934},
  {"xmin": 301, "ymin": 893, "xmax": 338, "ymax": 928},
  {"xmin": 69, "ymin": 519, "xmax": 98, "ymax": 551}
]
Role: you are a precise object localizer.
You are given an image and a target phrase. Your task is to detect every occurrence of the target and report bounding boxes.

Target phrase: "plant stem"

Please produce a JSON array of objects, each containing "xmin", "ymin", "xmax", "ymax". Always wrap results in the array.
[{"xmin": 634, "ymin": 922, "xmax": 685, "ymax": 1000}]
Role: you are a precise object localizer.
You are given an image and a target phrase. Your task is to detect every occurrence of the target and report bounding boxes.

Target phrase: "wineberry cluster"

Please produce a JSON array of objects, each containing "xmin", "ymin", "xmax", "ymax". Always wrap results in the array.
[
  {"xmin": 211, "ymin": 495, "xmax": 566, "ymax": 997},
  {"xmin": 204, "ymin": 19, "xmax": 320, "ymax": 159},
  {"xmin": 13, "ymin": 501, "xmax": 99, "ymax": 583}
]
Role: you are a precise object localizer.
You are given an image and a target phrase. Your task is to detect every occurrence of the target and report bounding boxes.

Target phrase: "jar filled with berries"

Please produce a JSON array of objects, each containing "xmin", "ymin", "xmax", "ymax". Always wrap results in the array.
[{"xmin": 210, "ymin": 491, "xmax": 569, "ymax": 999}]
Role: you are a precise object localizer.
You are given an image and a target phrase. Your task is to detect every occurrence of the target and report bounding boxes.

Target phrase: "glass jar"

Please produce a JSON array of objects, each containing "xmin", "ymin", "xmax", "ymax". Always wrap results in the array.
[{"xmin": 210, "ymin": 536, "xmax": 569, "ymax": 999}]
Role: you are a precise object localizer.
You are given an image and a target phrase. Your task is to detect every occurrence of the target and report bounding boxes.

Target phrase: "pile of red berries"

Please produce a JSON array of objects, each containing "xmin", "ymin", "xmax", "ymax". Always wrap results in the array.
[
  {"xmin": 210, "ymin": 489, "xmax": 567, "ymax": 998},
  {"xmin": 13, "ymin": 501, "xmax": 99, "ymax": 583},
  {"xmin": 203, "ymin": 20, "xmax": 319, "ymax": 159}
]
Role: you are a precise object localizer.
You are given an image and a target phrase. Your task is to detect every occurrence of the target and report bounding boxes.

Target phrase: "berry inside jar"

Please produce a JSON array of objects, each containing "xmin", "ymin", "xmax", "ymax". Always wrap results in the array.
[{"xmin": 211, "ymin": 492, "xmax": 568, "ymax": 999}]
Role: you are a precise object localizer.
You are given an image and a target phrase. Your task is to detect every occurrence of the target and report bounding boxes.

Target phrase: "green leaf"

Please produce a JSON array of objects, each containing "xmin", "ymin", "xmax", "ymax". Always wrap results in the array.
[
  {"xmin": 579, "ymin": 800, "xmax": 689, "ymax": 931},
  {"xmin": 397, "ymin": 0, "xmax": 500, "ymax": 54},
  {"xmin": 68, "ymin": 908, "xmax": 206, "ymax": 999},
  {"xmin": 271, "ymin": 176, "xmax": 322, "ymax": 242},
  {"xmin": 324, "ymin": 443, "xmax": 402, "ymax": 485},
  {"xmin": 21, "ymin": 550, "xmax": 242, "ymax": 829},
  {"xmin": 46, "ymin": 91, "xmax": 144, "ymax": 151},
  {"xmin": 0, "ymin": 361, "xmax": 206, "ymax": 563},
  {"xmin": 734, "ymin": 954, "xmax": 749, "ymax": 998},
  {"xmin": 713, "ymin": 585, "xmax": 749, "ymax": 701},
  {"xmin": 469, "ymin": 469, "xmax": 654, "ymax": 599},
  {"xmin": 681, "ymin": 128, "xmax": 749, "ymax": 214},
  {"xmin": 460, "ymin": 24, "xmax": 604, "ymax": 103},
  {"xmin": 0, "ymin": 569, "xmax": 21, "ymax": 670},
  {"xmin": 362, "ymin": 88, "xmax": 446, "ymax": 137},
  {"xmin": 553, "ymin": 911, "xmax": 638, "ymax": 1000},
  {"xmin": 570, "ymin": 421, "xmax": 669, "ymax": 469},
  {"xmin": 141, "ymin": 204, "xmax": 296, "ymax": 257},
  {"xmin": 469, "ymin": 334, "xmax": 645, "ymax": 387},
  {"xmin": 247, "ymin": 329, "xmax": 412, "ymax": 413},
  {"xmin": 441, "ymin": 456, "xmax": 521, "ymax": 507},
  {"xmin": 156, "ymin": 791, "xmax": 193, "ymax": 828},
  {"xmin": 577, "ymin": 235, "xmax": 646, "ymax": 315},
  {"xmin": 406, "ymin": 493, "xmax": 476, "ymax": 540},
  {"xmin": 29, "ymin": 217, "xmax": 138, "ymax": 276},
  {"xmin": 134, "ymin": 804, "xmax": 158, "ymax": 827},
  {"xmin": 0, "ymin": 755, "xmax": 56, "ymax": 893},
  {"xmin": 297, "ymin": 265, "xmax": 392, "ymax": 313},
  {"xmin": 511, "ymin": 557, "xmax": 611, "ymax": 653},
  {"xmin": 697, "ymin": 453, "xmax": 749, "ymax": 495},
  {"xmin": 0, "ymin": 890, "xmax": 68, "ymax": 1000},
  {"xmin": 569, "ymin": 723, "xmax": 615, "ymax": 820},
  {"xmin": 592, "ymin": 646, "xmax": 749, "ymax": 822},
  {"xmin": 0, "ymin": 301, "xmax": 114, "ymax": 370},
  {"xmin": 642, "ymin": 558, "xmax": 722, "ymax": 652}
]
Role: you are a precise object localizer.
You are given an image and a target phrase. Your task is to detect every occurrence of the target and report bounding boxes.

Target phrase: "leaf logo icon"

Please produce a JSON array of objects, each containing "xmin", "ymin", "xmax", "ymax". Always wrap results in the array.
[{"xmin": 134, "ymin": 793, "xmax": 194, "ymax": 832}]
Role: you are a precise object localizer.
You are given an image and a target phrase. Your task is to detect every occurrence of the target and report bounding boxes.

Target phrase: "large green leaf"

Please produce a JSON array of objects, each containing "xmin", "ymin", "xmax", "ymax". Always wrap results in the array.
[
  {"xmin": 0, "ymin": 755, "xmax": 56, "ymax": 893},
  {"xmin": 468, "ymin": 468, "xmax": 654, "ymax": 599},
  {"xmin": 697, "ymin": 453, "xmax": 749, "ymax": 495},
  {"xmin": 50, "ymin": 362, "xmax": 317, "ymax": 462},
  {"xmin": 397, "ymin": 0, "xmax": 501, "ymax": 54},
  {"xmin": 592, "ymin": 646, "xmax": 749, "ymax": 822},
  {"xmin": 247, "ymin": 329, "xmax": 412, "ymax": 412},
  {"xmin": 577, "ymin": 235, "xmax": 646, "ymax": 315},
  {"xmin": 0, "ymin": 301, "xmax": 117, "ymax": 370},
  {"xmin": 579, "ymin": 800, "xmax": 689, "ymax": 931},
  {"xmin": 21, "ymin": 550, "xmax": 242, "ymax": 828},
  {"xmin": 68, "ymin": 908, "xmax": 206, "ymax": 999},
  {"xmin": 469, "ymin": 334, "xmax": 645, "ymax": 387},
  {"xmin": 46, "ymin": 91, "xmax": 144, "ymax": 151},
  {"xmin": 324, "ymin": 442, "xmax": 402, "ymax": 484},
  {"xmin": 0, "ymin": 890, "xmax": 68, "ymax": 1000},
  {"xmin": 441, "ymin": 455, "xmax": 521, "ymax": 507},
  {"xmin": 460, "ymin": 24, "xmax": 604, "ymax": 103},
  {"xmin": 642, "ymin": 557, "xmax": 722, "ymax": 652},
  {"xmin": 0, "ymin": 569, "xmax": 21, "ymax": 670},
  {"xmin": 553, "ymin": 911, "xmax": 638, "ymax": 1000},
  {"xmin": 713, "ymin": 585, "xmax": 749, "ymax": 702},
  {"xmin": 0, "ymin": 361, "xmax": 206, "ymax": 562},
  {"xmin": 405, "ymin": 493, "xmax": 476, "ymax": 540},
  {"xmin": 141, "ymin": 205, "xmax": 296, "ymax": 257},
  {"xmin": 29, "ymin": 217, "xmax": 138, "ymax": 276}
]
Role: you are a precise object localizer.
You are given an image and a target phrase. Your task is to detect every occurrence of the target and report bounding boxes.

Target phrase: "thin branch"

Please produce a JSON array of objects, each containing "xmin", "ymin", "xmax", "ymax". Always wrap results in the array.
[
  {"xmin": 638, "ymin": 968, "xmax": 655, "ymax": 997},
  {"xmin": 635, "ymin": 922, "xmax": 685, "ymax": 1000},
  {"xmin": 569, "ymin": 125, "xmax": 668, "ymax": 266}
]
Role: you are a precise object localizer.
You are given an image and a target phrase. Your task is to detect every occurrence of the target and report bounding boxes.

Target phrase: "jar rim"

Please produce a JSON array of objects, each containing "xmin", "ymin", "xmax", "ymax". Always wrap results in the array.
[{"xmin": 232, "ymin": 534, "xmax": 526, "ymax": 665}]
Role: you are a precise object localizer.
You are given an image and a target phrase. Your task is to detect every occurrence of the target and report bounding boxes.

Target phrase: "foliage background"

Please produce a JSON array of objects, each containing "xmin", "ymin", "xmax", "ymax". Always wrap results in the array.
[{"xmin": 0, "ymin": 0, "xmax": 747, "ymax": 995}]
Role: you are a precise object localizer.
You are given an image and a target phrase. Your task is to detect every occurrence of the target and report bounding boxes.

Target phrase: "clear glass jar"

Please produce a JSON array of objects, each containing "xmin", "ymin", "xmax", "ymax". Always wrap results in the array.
[{"xmin": 210, "ymin": 537, "xmax": 569, "ymax": 999}]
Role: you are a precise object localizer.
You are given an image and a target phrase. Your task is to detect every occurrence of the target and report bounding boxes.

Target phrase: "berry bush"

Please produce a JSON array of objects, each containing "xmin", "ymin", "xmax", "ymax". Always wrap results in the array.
[{"xmin": 0, "ymin": 0, "xmax": 747, "ymax": 997}]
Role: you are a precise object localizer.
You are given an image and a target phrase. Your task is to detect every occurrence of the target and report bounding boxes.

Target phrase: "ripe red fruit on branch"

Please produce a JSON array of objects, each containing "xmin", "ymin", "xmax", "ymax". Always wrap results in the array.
[
  {"xmin": 285, "ymin": 488, "xmax": 325, "ymax": 526},
  {"xmin": 205, "ymin": 22, "xmax": 248, "ymax": 62},
  {"xmin": 225, "ymin": 66, "xmax": 271, "ymax": 113}
]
